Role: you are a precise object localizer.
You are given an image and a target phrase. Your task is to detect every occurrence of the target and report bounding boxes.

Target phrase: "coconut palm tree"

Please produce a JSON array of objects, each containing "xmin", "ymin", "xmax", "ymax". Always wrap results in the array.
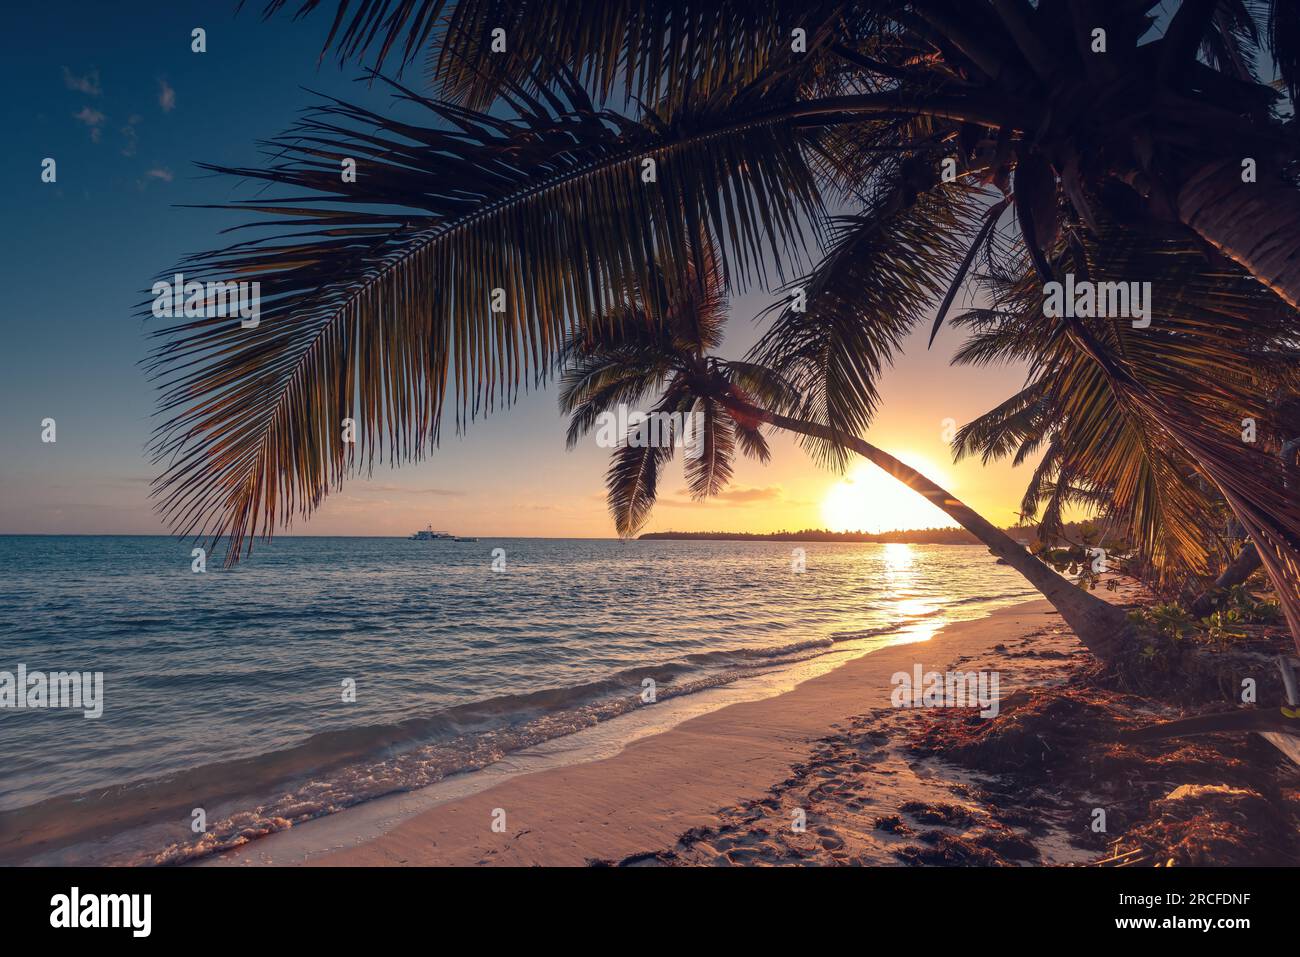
[
  {"xmin": 151, "ymin": 1, "xmax": 1300, "ymax": 650},
  {"xmin": 561, "ymin": 251, "xmax": 1136, "ymax": 658},
  {"xmin": 255, "ymin": 0, "xmax": 1300, "ymax": 302},
  {"xmin": 949, "ymin": 223, "xmax": 1300, "ymax": 594}
]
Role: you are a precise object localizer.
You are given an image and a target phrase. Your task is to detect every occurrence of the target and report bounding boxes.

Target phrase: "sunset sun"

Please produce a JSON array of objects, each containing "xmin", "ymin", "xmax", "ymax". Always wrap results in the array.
[{"xmin": 820, "ymin": 457, "xmax": 961, "ymax": 534}]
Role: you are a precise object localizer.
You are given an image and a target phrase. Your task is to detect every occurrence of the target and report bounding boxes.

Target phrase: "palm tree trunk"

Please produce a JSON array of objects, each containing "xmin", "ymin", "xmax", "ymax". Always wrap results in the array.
[
  {"xmin": 744, "ymin": 405, "xmax": 1133, "ymax": 661},
  {"xmin": 1177, "ymin": 158, "xmax": 1300, "ymax": 309},
  {"xmin": 1189, "ymin": 542, "xmax": 1260, "ymax": 617}
]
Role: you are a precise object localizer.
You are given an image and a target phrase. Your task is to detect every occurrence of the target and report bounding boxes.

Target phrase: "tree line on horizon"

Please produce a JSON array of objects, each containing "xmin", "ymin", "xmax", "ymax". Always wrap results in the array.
[{"xmin": 638, "ymin": 527, "xmax": 988, "ymax": 542}]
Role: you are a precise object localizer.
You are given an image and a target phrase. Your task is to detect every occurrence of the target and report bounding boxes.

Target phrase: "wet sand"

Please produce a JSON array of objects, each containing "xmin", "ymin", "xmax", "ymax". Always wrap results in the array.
[{"xmin": 237, "ymin": 598, "xmax": 1094, "ymax": 865}]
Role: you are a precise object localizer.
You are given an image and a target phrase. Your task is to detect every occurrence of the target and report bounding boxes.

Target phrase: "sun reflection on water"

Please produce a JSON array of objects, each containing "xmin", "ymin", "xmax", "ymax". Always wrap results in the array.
[{"xmin": 879, "ymin": 543, "xmax": 948, "ymax": 644}]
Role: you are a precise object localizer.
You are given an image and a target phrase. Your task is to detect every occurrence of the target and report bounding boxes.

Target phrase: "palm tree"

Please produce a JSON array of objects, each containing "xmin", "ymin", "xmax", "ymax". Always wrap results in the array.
[
  {"xmin": 151, "ymin": 1, "xmax": 1300, "ymax": 651},
  {"xmin": 949, "ymin": 223, "xmax": 1300, "ymax": 595},
  {"xmin": 561, "ymin": 252, "xmax": 1135, "ymax": 659},
  {"xmin": 256, "ymin": 0, "xmax": 1300, "ymax": 302}
]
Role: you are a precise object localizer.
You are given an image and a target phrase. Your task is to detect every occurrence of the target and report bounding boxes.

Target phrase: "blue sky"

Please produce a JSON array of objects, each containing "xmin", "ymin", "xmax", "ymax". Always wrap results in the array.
[
  {"xmin": 1, "ymin": 0, "xmax": 580, "ymax": 537},
  {"xmin": 2, "ymin": 1, "xmax": 1043, "ymax": 539}
]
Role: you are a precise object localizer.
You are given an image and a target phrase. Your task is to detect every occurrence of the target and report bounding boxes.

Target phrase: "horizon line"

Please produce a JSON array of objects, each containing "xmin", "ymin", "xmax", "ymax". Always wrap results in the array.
[{"xmin": 0, "ymin": 528, "xmax": 1015, "ymax": 540}]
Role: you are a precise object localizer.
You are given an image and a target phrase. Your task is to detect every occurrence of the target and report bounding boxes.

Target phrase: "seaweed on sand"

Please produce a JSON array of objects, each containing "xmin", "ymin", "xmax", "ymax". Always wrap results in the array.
[{"xmin": 908, "ymin": 681, "xmax": 1300, "ymax": 865}]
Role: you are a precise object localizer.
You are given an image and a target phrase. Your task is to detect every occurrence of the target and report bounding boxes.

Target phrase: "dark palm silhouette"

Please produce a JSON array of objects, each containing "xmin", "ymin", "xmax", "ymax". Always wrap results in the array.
[
  {"xmin": 562, "ymin": 253, "xmax": 1136, "ymax": 658},
  {"xmin": 951, "ymin": 225, "xmax": 1300, "ymax": 591},
  {"xmin": 151, "ymin": 1, "xmax": 1300, "ymax": 651}
]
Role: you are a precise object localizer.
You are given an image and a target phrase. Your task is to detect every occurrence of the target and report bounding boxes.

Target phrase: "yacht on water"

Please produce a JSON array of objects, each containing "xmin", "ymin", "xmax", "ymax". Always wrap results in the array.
[{"xmin": 409, "ymin": 524, "xmax": 454, "ymax": 540}]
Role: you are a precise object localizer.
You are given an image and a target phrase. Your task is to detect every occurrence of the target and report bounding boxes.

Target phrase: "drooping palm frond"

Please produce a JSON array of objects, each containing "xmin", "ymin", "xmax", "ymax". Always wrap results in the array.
[
  {"xmin": 952, "ymin": 379, "xmax": 1050, "ymax": 467},
  {"xmin": 1018, "ymin": 437, "xmax": 1068, "ymax": 537},
  {"xmin": 250, "ymin": 0, "xmax": 450, "ymax": 74},
  {"xmin": 729, "ymin": 412, "xmax": 773, "ymax": 465},
  {"xmin": 1264, "ymin": 0, "xmax": 1300, "ymax": 101},
  {"xmin": 1203, "ymin": 0, "xmax": 1261, "ymax": 82},
  {"xmin": 559, "ymin": 245, "xmax": 785, "ymax": 535},
  {"xmin": 557, "ymin": 347, "xmax": 670, "ymax": 451},
  {"xmin": 751, "ymin": 179, "xmax": 986, "ymax": 469},
  {"xmin": 254, "ymin": 0, "xmax": 854, "ymax": 109},
  {"xmin": 954, "ymin": 219, "xmax": 1300, "ymax": 598},
  {"xmin": 147, "ymin": 71, "xmax": 827, "ymax": 562},
  {"xmin": 683, "ymin": 396, "xmax": 736, "ymax": 499},
  {"xmin": 604, "ymin": 390, "xmax": 682, "ymax": 537},
  {"xmin": 439, "ymin": 0, "xmax": 855, "ymax": 109}
]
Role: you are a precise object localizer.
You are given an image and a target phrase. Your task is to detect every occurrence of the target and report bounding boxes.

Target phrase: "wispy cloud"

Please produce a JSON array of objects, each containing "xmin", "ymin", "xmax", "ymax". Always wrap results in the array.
[
  {"xmin": 157, "ymin": 78, "xmax": 175, "ymax": 113},
  {"xmin": 356, "ymin": 483, "xmax": 466, "ymax": 497},
  {"xmin": 145, "ymin": 167, "xmax": 174, "ymax": 183},
  {"xmin": 663, "ymin": 484, "xmax": 787, "ymax": 507},
  {"xmin": 717, "ymin": 485, "xmax": 786, "ymax": 503},
  {"xmin": 120, "ymin": 115, "xmax": 141, "ymax": 157},
  {"xmin": 72, "ymin": 106, "xmax": 106, "ymax": 142},
  {"xmin": 62, "ymin": 66, "xmax": 101, "ymax": 96}
]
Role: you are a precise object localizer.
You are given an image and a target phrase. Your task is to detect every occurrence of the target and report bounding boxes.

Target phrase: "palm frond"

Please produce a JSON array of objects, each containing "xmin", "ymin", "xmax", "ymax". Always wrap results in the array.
[
  {"xmin": 952, "ymin": 380, "xmax": 1050, "ymax": 467},
  {"xmin": 731, "ymin": 416, "xmax": 772, "ymax": 464},
  {"xmin": 558, "ymin": 354, "xmax": 667, "ymax": 450},
  {"xmin": 751, "ymin": 180, "xmax": 986, "ymax": 469},
  {"xmin": 253, "ymin": 0, "xmax": 852, "ymax": 110},
  {"xmin": 683, "ymin": 397, "xmax": 736, "ymax": 499},
  {"xmin": 718, "ymin": 359, "xmax": 800, "ymax": 413},
  {"xmin": 959, "ymin": 219, "xmax": 1300, "ymax": 593},
  {"xmin": 1265, "ymin": 0, "xmax": 1300, "ymax": 102},
  {"xmin": 147, "ymin": 72, "xmax": 823, "ymax": 561},
  {"xmin": 428, "ymin": 0, "xmax": 849, "ymax": 109},
  {"xmin": 605, "ymin": 430, "xmax": 675, "ymax": 538},
  {"xmin": 251, "ymin": 0, "xmax": 449, "ymax": 74},
  {"xmin": 1202, "ymin": 0, "xmax": 1261, "ymax": 82}
]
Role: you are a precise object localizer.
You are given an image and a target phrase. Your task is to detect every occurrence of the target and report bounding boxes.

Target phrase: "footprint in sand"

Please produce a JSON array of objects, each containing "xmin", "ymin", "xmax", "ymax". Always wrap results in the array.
[{"xmin": 817, "ymin": 829, "xmax": 846, "ymax": 851}]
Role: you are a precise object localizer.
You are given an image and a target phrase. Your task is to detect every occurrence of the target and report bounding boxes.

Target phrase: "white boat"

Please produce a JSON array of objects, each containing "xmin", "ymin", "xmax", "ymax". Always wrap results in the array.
[{"xmin": 409, "ymin": 524, "xmax": 454, "ymax": 540}]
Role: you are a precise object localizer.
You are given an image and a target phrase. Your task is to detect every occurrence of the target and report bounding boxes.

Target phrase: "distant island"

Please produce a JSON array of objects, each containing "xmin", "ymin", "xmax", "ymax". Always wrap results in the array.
[{"xmin": 638, "ymin": 527, "xmax": 1024, "ymax": 545}]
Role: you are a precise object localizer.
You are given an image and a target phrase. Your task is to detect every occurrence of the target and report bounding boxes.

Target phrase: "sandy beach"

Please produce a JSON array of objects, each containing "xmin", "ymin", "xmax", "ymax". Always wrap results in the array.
[
  {"xmin": 200, "ymin": 598, "xmax": 1097, "ymax": 866},
  {"xmin": 277, "ymin": 582, "xmax": 1298, "ymax": 867}
]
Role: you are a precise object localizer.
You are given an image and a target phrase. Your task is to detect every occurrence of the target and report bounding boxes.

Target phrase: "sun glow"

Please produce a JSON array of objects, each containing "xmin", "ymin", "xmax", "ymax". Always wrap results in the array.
[{"xmin": 820, "ymin": 457, "xmax": 961, "ymax": 534}]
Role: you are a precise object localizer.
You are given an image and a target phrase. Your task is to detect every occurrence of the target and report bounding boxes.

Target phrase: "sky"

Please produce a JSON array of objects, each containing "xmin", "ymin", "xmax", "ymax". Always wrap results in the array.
[{"xmin": 2, "ymin": 0, "xmax": 1048, "ymax": 539}]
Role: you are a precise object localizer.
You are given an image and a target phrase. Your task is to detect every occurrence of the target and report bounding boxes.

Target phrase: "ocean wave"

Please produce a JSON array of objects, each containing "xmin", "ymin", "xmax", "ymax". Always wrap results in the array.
[
  {"xmin": 946, "ymin": 590, "xmax": 1033, "ymax": 607},
  {"xmin": 0, "ymin": 536, "xmax": 1039, "ymax": 867},
  {"xmin": 0, "ymin": 630, "xmax": 875, "ymax": 867}
]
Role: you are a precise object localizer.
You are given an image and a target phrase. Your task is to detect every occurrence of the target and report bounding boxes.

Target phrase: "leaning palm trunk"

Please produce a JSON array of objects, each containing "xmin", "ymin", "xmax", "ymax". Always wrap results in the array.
[
  {"xmin": 1177, "ymin": 158, "xmax": 1300, "ymax": 310},
  {"xmin": 728, "ymin": 401, "xmax": 1133, "ymax": 662},
  {"xmin": 1189, "ymin": 543, "xmax": 1261, "ymax": 618}
]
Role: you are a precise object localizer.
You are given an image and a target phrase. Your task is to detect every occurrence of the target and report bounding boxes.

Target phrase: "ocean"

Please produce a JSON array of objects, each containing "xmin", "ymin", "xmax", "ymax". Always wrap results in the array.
[{"xmin": 0, "ymin": 535, "xmax": 1038, "ymax": 865}]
